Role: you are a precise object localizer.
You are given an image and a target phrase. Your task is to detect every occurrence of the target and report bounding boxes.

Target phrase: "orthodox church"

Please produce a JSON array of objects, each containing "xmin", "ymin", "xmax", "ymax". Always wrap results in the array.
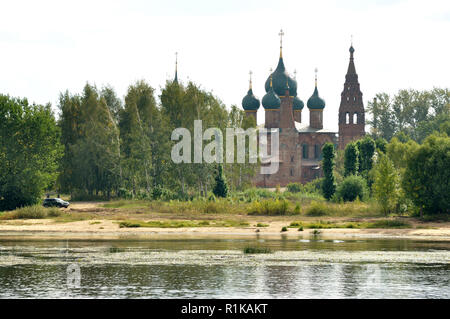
[{"xmin": 241, "ymin": 31, "xmax": 365, "ymax": 186}]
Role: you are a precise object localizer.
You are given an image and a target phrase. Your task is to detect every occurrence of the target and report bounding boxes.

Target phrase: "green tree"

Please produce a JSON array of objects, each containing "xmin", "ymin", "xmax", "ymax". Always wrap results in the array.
[
  {"xmin": 402, "ymin": 134, "xmax": 450, "ymax": 215},
  {"xmin": 344, "ymin": 142, "xmax": 359, "ymax": 177},
  {"xmin": 213, "ymin": 164, "xmax": 229, "ymax": 198},
  {"xmin": 321, "ymin": 143, "xmax": 336, "ymax": 200},
  {"xmin": 0, "ymin": 95, "xmax": 63, "ymax": 210},
  {"xmin": 59, "ymin": 84, "xmax": 120, "ymax": 198},
  {"xmin": 336, "ymin": 175, "xmax": 368, "ymax": 202},
  {"xmin": 358, "ymin": 136, "xmax": 376, "ymax": 186},
  {"xmin": 372, "ymin": 154, "xmax": 399, "ymax": 215},
  {"xmin": 367, "ymin": 88, "xmax": 450, "ymax": 142}
]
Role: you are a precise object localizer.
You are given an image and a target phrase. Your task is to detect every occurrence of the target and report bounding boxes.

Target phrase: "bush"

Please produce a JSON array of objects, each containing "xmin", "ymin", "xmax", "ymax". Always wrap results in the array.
[
  {"xmin": 336, "ymin": 175, "xmax": 368, "ymax": 202},
  {"xmin": 243, "ymin": 247, "xmax": 272, "ymax": 254},
  {"xmin": 117, "ymin": 188, "xmax": 132, "ymax": 199},
  {"xmin": 247, "ymin": 199, "xmax": 292, "ymax": 216},
  {"xmin": 281, "ymin": 227, "xmax": 288, "ymax": 232},
  {"xmin": 306, "ymin": 201, "xmax": 329, "ymax": 216},
  {"xmin": 0, "ymin": 205, "xmax": 61, "ymax": 220},
  {"xmin": 286, "ymin": 183, "xmax": 302, "ymax": 193}
]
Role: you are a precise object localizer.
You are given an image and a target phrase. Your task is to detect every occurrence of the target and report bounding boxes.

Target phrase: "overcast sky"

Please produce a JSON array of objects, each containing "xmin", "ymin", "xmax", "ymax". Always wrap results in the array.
[{"xmin": 1, "ymin": 0, "xmax": 449, "ymax": 130}]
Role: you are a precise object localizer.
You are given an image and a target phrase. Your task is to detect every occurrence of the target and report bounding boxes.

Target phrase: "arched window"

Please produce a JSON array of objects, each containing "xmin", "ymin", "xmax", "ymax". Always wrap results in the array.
[
  {"xmin": 353, "ymin": 112, "xmax": 358, "ymax": 124},
  {"xmin": 346, "ymin": 112, "xmax": 350, "ymax": 124},
  {"xmin": 353, "ymin": 97, "xmax": 356, "ymax": 101},
  {"xmin": 302, "ymin": 144, "xmax": 309, "ymax": 159},
  {"xmin": 290, "ymin": 168, "xmax": 294, "ymax": 176},
  {"xmin": 291, "ymin": 155, "xmax": 294, "ymax": 163}
]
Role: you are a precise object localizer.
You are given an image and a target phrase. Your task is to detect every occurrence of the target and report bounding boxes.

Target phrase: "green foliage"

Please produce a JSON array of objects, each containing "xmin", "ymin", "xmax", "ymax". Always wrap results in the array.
[
  {"xmin": 336, "ymin": 175, "xmax": 368, "ymax": 202},
  {"xmin": 243, "ymin": 247, "xmax": 272, "ymax": 254},
  {"xmin": 367, "ymin": 88, "xmax": 450, "ymax": 142},
  {"xmin": 344, "ymin": 142, "xmax": 359, "ymax": 177},
  {"xmin": 375, "ymin": 137, "xmax": 387, "ymax": 153},
  {"xmin": 366, "ymin": 219, "xmax": 412, "ymax": 229},
  {"xmin": 321, "ymin": 143, "xmax": 336, "ymax": 200},
  {"xmin": 305, "ymin": 201, "xmax": 330, "ymax": 216},
  {"xmin": 286, "ymin": 183, "xmax": 302, "ymax": 193},
  {"xmin": 402, "ymin": 134, "xmax": 450, "ymax": 215},
  {"xmin": 281, "ymin": 226, "xmax": 288, "ymax": 232},
  {"xmin": 372, "ymin": 154, "xmax": 400, "ymax": 215},
  {"xmin": 0, "ymin": 205, "xmax": 61, "ymax": 220},
  {"xmin": 0, "ymin": 95, "xmax": 63, "ymax": 210},
  {"xmin": 247, "ymin": 199, "xmax": 292, "ymax": 216},
  {"xmin": 358, "ymin": 136, "xmax": 376, "ymax": 176},
  {"xmin": 213, "ymin": 164, "xmax": 229, "ymax": 198}
]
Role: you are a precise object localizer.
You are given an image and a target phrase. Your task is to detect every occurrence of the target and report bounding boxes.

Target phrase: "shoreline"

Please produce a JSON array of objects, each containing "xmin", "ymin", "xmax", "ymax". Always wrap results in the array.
[{"xmin": 1, "ymin": 221, "xmax": 450, "ymax": 242}]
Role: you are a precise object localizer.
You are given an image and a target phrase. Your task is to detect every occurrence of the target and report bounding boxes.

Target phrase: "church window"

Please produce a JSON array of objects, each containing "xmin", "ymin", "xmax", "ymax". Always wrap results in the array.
[
  {"xmin": 314, "ymin": 144, "xmax": 320, "ymax": 159},
  {"xmin": 347, "ymin": 97, "xmax": 350, "ymax": 101},
  {"xmin": 346, "ymin": 112, "xmax": 350, "ymax": 124},
  {"xmin": 353, "ymin": 113, "xmax": 358, "ymax": 124},
  {"xmin": 302, "ymin": 144, "xmax": 309, "ymax": 159},
  {"xmin": 290, "ymin": 168, "xmax": 294, "ymax": 176},
  {"xmin": 291, "ymin": 155, "xmax": 294, "ymax": 163},
  {"xmin": 353, "ymin": 97, "xmax": 356, "ymax": 101}
]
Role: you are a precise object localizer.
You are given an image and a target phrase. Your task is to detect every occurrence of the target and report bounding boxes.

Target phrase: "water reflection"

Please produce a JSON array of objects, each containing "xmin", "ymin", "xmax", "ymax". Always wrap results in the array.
[{"xmin": 0, "ymin": 239, "xmax": 449, "ymax": 298}]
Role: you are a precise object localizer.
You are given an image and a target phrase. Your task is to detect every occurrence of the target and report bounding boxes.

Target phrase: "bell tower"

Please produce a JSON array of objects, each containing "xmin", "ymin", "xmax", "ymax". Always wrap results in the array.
[{"xmin": 338, "ymin": 43, "xmax": 365, "ymax": 150}]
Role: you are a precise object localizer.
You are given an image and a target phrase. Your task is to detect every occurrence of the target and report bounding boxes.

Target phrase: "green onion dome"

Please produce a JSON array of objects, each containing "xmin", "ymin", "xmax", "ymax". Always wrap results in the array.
[
  {"xmin": 242, "ymin": 88, "xmax": 260, "ymax": 111},
  {"xmin": 264, "ymin": 56, "xmax": 297, "ymax": 97},
  {"xmin": 307, "ymin": 86, "xmax": 326, "ymax": 109},
  {"xmin": 262, "ymin": 85, "xmax": 281, "ymax": 109},
  {"xmin": 293, "ymin": 96, "xmax": 304, "ymax": 110}
]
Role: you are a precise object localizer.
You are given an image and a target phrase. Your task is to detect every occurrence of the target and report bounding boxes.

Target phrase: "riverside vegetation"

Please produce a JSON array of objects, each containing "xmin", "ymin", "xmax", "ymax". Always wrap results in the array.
[{"xmin": 0, "ymin": 83, "xmax": 449, "ymax": 223}]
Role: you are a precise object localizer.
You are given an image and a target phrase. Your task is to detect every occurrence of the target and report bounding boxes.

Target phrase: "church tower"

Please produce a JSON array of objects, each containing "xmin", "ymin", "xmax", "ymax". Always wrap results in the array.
[
  {"xmin": 307, "ymin": 69, "xmax": 326, "ymax": 129},
  {"xmin": 338, "ymin": 44, "xmax": 365, "ymax": 150}
]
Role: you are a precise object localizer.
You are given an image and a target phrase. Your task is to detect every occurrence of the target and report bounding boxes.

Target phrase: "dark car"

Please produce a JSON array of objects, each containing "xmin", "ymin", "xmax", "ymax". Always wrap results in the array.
[{"xmin": 43, "ymin": 198, "xmax": 70, "ymax": 208}]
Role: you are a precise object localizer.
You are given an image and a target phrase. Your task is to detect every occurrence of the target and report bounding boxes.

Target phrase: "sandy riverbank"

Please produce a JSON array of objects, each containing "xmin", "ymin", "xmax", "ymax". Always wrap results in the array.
[{"xmin": 0, "ymin": 202, "xmax": 449, "ymax": 241}]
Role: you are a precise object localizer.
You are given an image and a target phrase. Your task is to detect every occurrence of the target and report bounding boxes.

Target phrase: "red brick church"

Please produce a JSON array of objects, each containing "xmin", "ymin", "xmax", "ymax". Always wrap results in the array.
[{"xmin": 241, "ymin": 32, "xmax": 365, "ymax": 187}]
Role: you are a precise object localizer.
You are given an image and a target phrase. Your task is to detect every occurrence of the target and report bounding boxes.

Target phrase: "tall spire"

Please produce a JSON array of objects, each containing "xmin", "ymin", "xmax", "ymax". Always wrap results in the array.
[
  {"xmin": 279, "ymin": 29, "xmax": 284, "ymax": 58},
  {"xmin": 347, "ymin": 39, "xmax": 357, "ymax": 78},
  {"xmin": 174, "ymin": 52, "xmax": 178, "ymax": 83}
]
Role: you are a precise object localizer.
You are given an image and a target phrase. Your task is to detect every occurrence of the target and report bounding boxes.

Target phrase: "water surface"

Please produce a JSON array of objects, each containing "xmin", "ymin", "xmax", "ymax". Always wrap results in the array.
[{"xmin": 0, "ymin": 237, "xmax": 449, "ymax": 298}]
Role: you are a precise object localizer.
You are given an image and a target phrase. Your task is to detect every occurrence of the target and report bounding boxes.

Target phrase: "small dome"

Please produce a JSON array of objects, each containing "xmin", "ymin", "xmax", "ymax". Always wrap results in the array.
[
  {"xmin": 349, "ymin": 45, "xmax": 355, "ymax": 54},
  {"xmin": 293, "ymin": 96, "xmax": 304, "ymax": 110},
  {"xmin": 264, "ymin": 57, "xmax": 297, "ymax": 97},
  {"xmin": 262, "ymin": 86, "xmax": 281, "ymax": 109},
  {"xmin": 242, "ymin": 88, "xmax": 260, "ymax": 111},
  {"xmin": 307, "ymin": 87, "xmax": 325, "ymax": 109}
]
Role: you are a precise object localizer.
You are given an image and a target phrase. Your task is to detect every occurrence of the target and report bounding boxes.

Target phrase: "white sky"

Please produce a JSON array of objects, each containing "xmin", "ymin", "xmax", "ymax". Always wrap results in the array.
[{"xmin": 1, "ymin": 0, "xmax": 449, "ymax": 130}]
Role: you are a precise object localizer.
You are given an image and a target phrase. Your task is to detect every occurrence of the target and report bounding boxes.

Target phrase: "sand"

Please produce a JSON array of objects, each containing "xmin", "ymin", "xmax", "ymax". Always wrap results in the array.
[{"xmin": 0, "ymin": 202, "xmax": 449, "ymax": 241}]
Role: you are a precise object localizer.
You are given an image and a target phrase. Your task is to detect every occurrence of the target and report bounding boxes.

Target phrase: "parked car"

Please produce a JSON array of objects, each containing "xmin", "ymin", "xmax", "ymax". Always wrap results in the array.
[{"xmin": 43, "ymin": 198, "xmax": 70, "ymax": 208}]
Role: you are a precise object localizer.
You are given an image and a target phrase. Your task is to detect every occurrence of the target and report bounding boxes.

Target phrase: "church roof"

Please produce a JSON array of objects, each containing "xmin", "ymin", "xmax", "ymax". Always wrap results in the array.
[{"xmin": 242, "ymin": 88, "xmax": 260, "ymax": 110}]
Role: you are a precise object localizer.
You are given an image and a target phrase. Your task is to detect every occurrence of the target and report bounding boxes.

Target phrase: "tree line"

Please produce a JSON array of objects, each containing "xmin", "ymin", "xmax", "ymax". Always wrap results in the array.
[{"xmin": 0, "ymin": 84, "xmax": 448, "ymax": 214}]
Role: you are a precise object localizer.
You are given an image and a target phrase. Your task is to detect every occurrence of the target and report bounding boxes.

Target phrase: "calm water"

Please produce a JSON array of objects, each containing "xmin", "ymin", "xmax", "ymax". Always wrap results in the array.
[{"xmin": 0, "ymin": 237, "xmax": 449, "ymax": 298}]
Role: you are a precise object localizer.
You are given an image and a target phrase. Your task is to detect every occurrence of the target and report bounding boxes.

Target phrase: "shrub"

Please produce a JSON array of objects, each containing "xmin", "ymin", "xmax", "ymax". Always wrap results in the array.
[
  {"xmin": 281, "ymin": 227, "xmax": 288, "ymax": 232},
  {"xmin": 336, "ymin": 175, "xmax": 368, "ymax": 202},
  {"xmin": 243, "ymin": 247, "xmax": 272, "ymax": 254},
  {"xmin": 247, "ymin": 199, "xmax": 291, "ymax": 216},
  {"xmin": 367, "ymin": 219, "xmax": 412, "ymax": 229},
  {"xmin": 306, "ymin": 201, "xmax": 329, "ymax": 216},
  {"xmin": 286, "ymin": 183, "xmax": 302, "ymax": 193}
]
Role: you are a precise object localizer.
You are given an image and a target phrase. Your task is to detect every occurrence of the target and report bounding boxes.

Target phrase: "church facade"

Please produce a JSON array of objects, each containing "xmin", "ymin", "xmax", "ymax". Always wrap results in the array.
[{"xmin": 241, "ymin": 39, "xmax": 365, "ymax": 187}]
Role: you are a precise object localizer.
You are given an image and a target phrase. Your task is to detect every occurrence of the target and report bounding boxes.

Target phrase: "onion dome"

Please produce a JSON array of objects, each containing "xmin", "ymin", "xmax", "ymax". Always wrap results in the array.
[
  {"xmin": 242, "ymin": 89, "xmax": 260, "ymax": 111},
  {"xmin": 242, "ymin": 72, "xmax": 260, "ymax": 111},
  {"xmin": 264, "ymin": 30, "xmax": 297, "ymax": 97},
  {"xmin": 264, "ymin": 56, "xmax": 297, "ymax": 97},
  {"xmin": 293, "ymin": 96, "xmax": 304, "ymax": 110},
  {"xmin": 307, "ymin": 68, "xmax": 326, "ymax": 109},
  {"xmin": 262, "ymin": 75, "xmax": 281, "ymax": 109}
]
